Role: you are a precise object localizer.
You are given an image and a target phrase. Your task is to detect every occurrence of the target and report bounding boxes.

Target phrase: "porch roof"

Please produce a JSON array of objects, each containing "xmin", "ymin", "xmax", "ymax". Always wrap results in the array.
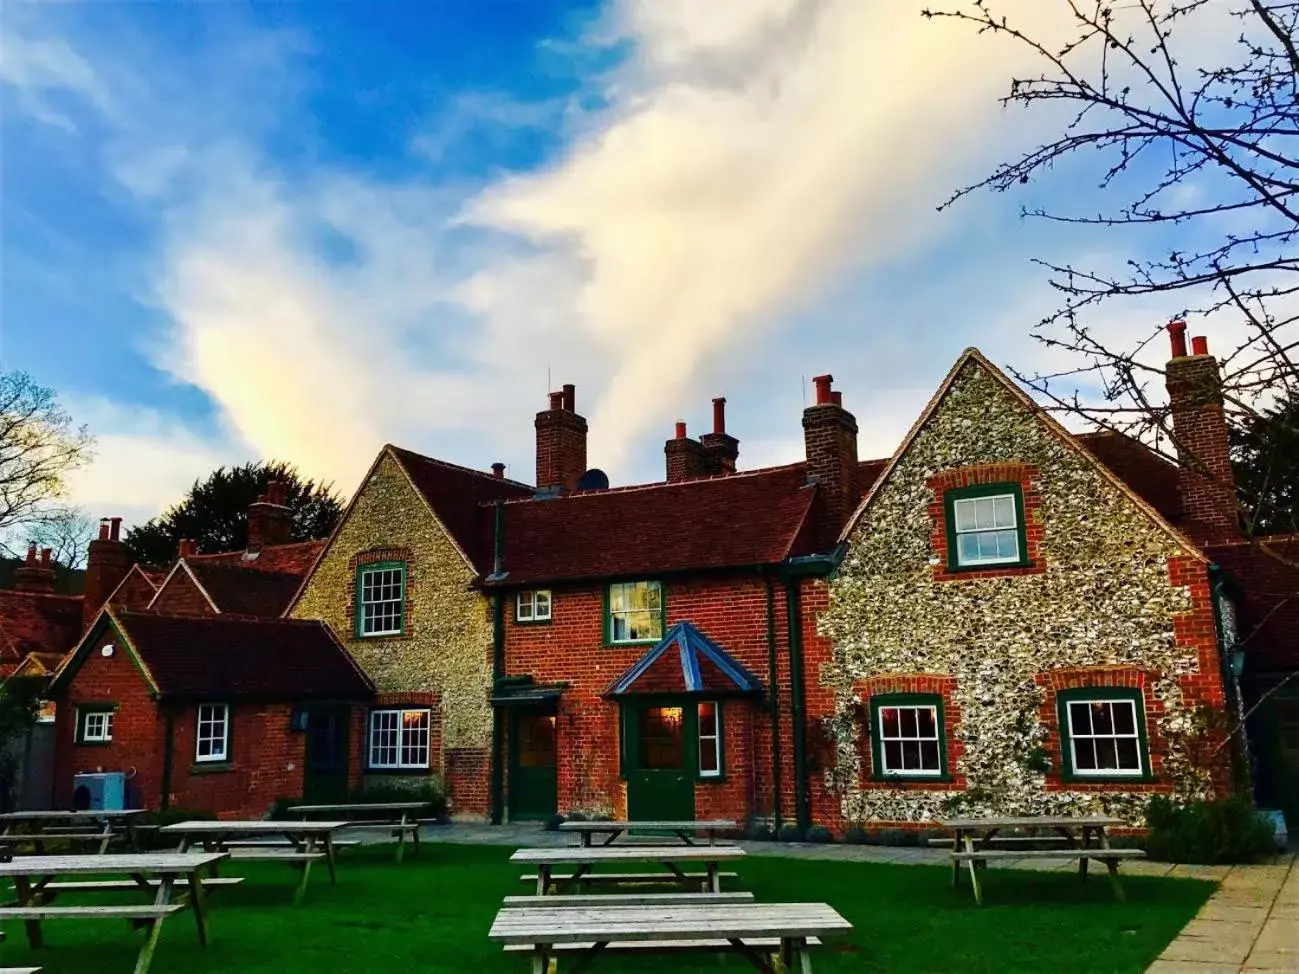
[{"xmin": 605, "ymin": 621, "xmax": 763, "ymax": 698}]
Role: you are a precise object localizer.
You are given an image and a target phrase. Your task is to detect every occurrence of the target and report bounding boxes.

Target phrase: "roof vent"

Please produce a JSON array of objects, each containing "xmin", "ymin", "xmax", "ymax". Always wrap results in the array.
[{"xmin": 577, "ymin": 468, "xmax": 610, "ymax": 492}]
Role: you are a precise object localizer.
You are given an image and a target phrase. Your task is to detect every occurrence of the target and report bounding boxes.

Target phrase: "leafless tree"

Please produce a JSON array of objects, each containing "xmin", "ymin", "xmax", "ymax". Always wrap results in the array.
[
  {"xmin": 0, "ymin": 509, "xmax": 96, "ymax": 570},
  {"xmin": 0, "ymin": 372, "xmax": 94, "ymax": 537}
]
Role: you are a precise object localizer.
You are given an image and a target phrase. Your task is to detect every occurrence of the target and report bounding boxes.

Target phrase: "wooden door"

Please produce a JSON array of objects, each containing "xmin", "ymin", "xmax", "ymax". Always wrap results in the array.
[
  {"xmin": 302, "ymin": 706, "xmax": 350, "ymax": 805},
  {"xmin": 509, "ymin": 710, "xmax": 558, "ymax": 821},
  {"xmin": 624, "ymin": 703, "xmax": 695, "ymax": 822}
]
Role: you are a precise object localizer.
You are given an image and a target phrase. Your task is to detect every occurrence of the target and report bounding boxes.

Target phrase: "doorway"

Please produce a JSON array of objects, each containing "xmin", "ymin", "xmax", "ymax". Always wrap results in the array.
[
  {"xmin": 624, "ymin": 703, "xmax": 696, "ymax": 822},
  {"xmin": 509, "ymin": 709, "xmax": 558, "ymax": 821},
  {"xmin": 302, "ymin": 706, "xmax": 350, "ymax": 805}
]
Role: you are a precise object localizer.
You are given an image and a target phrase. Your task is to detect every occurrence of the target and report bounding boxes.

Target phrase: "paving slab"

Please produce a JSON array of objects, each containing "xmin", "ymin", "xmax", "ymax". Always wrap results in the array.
[
  {"xmin": 1158, "ymin": 937, "xmax": 1255, "ymax": 965},
  {"xmin": 1170, "ymin": 864, "xmax": 1235, "ymax": 881},
  {"xmin": 1147, "ymin": 960, "xmax": 1252, "ymax": 974},
  {"xmin": 1177, "ymin": 919, "xmax": 1267, "ymax": 942},
  {"xmin": 1240, "ymin": 954, "xmax": 1298, "ymax": 973},
  {"xmin": 1249, "ymin": 922, "xmax": 1299, "ymax": 955},
  {"xmin": 1193, "ymin": 904, "xmax": 1271, "ymax": 925}
]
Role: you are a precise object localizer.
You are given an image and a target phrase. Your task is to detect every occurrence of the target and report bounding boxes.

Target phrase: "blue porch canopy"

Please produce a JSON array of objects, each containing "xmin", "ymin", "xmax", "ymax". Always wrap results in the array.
[{"xmin": 604, "ymin": 621, "xmax": 764, "ymax": 699}]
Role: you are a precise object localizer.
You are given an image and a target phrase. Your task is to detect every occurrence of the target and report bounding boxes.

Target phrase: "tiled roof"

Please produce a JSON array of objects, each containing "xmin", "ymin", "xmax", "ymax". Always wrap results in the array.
[
  {"xmin": 103, "ymin": 610, "xmax": 374, "ymax": 700},
  {"xmin": 487, "ymin": 464, "xmax": 818, "ymax": 586},
  {"xmin": 107, "ymin": 566, "xmax": 162, "ymax": 611},
  {"xmin": 606, "ymin": 622, "xmax": 764, "ymax": 697},
  {"xmin": 0, "ymin": 591, "xmax": 82, "ymax": 666},
  {"xmin": 388, "ymin": 446, "xmax": 534, "ymax": 572},
  {"xmin": 188, "ymin": 539, "xmax": 326, "ymax": 575},
  {"xmin": 1076, "ymin": 430, "xmax": 1184, "ymax": 524},
  {"xmin": 185, "ymin": 563, "xmax": 305, "ymax": 618},
  {"xmin": 1207, "ymin": 536, "xmax": 1299, "ymax": 674}
]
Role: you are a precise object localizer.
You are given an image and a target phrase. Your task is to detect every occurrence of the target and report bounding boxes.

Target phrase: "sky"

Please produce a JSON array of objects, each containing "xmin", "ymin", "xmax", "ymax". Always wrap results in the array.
[{"xmin": 0, "ymin": 0, "xmax": 1249, "ymax": 527}]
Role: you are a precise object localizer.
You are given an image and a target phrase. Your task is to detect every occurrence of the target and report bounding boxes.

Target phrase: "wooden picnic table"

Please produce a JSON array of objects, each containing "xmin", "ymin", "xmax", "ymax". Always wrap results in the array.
[
  {"xmin": 160, "ymin": 820, "xmax": 348, "ymax": 904},
  {"xmin": 558, "ymin": 819, "xmax": 737, "ymax": 847},
  {"xmin": 511, "ymin": 845, "xmax": 746, "ymax": 896},
  {"xmin": 0, "ymin": 810, "xmax": 147, "ymax": 856},
  {"xmin": 0, "ymin": 851, "xmax": 226, "ymax": 974},
  {"xmin": 287, "ymin": 802, "xmax": 431, "ymax": 862},
  {"xmin": 940, "ymin": 815, "xmax": 1142, "ymax": 904},
  {"xmin": 489, "ymin": 900, "xmax": 852, "ymax": 973}
]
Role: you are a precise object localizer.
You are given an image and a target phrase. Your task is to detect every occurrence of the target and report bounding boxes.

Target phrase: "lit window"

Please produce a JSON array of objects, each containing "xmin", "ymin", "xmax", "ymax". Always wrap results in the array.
[
  {"xmin": 1063, "ymin": 695, "xmax": 1145, "ymax": 777},
  {"xmin": 517, "ymin": 590, "xmax": 552, "ymax": 623},
  {"xmin": 195, "ymin": 704, "xmax": 229, "ymax": 763},
  {"xmin": 873, "ymin": 698, "xmax": 943, "ymax": 777},
  {"xmin": 80, "ymin": 709, "xmax": 114, "ymax": 743},
  {"xmin": 698, "ymin": 701, "xmax": 722, "ymax": 778},
  {"xmin": 607, "ymin": 581, "xmax": 663, "ymax": 644},
  {"xmin": 369, "ymin": 708, "xmax": 431, "ymax": 770},
  {"xmin": 358, "ymin": 563, "xmax": 405, "ymax": 636}
]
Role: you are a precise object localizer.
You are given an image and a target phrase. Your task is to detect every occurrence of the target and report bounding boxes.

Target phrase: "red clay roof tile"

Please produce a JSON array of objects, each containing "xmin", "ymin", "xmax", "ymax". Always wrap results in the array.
[
  {"xmin": 0, "ymin": 591, "xmax": 82, "ymax": 665},
  {"xmin": 188, "ymin": 539, "xmax": 326, "ymax": 575},
  {"xmin": 185, "ymin": 563, "xmax": 305, "ymax": 618},
  {"xmin": 1207, "ymin": 536, "xmax": 1299, "ymax": 674}
]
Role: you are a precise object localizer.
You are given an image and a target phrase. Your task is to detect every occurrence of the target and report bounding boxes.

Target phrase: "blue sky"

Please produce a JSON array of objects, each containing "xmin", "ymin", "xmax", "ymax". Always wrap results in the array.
[{"xmin": 0, "ymin": 1, "xmax": 1238, "ymax": 526}]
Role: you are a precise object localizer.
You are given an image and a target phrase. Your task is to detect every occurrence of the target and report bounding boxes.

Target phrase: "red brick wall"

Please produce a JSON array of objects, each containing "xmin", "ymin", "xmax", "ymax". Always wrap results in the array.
[{"xmin": 150, "ymin": 570, "xmax": 216, "ymax": 616}]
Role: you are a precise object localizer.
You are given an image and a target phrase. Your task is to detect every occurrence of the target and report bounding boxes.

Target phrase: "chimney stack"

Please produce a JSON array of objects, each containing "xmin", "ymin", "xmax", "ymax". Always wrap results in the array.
[
  {"xmin": 13, "ymin": 542, "xmax": 56, "ymax": 594},
  {"xmin": 84, "ymin": 515, "xmax": 132, "ymax": 627},
  {"xmin": 803, "ymin": 374, "xmax": 859, "ymax": 546},
  {"xmin": 665, "ymin": 421, "xmax": 710, "ymax": 482},
  {"xmin": 177, "ymin": 538, "xmax": 198, "ymax": 559},
  {"xmin": 491, "ymin": 462, "xmax": 506, "ymax": 480},
  {"xmin": 535, "ymin": 385, "xmax": 588, "ymax": 493},
  {"xmin": 247, "ymin": 480, "xmax": 294, "ymax": 550},
  {"xmin": 700, "ymin": 396, "xmax": 739, "ymax": 475},
  {"xmin": 1165, "ymin": 322, "xmax": 1238, "ymax": 539}
]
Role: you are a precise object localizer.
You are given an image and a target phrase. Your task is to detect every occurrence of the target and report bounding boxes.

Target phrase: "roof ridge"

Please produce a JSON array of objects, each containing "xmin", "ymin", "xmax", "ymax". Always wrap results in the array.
[
  {"xmin": 117, "ymin": 608, "xmax": 323, "ymax": 628},
  {"xmin": 487, "ymin": 461, "xmax": 815, "ymax": 506},
  {"xmin": 388, "ymin": 443, "xmax": 533, "ymax": 489},
  {"xmin": 188, "ymin": 538, "xmax": 325, "ymax": 560},
  {"xmin": 0, "ymin": 590, "xmax": 83, "ymax": 603}
]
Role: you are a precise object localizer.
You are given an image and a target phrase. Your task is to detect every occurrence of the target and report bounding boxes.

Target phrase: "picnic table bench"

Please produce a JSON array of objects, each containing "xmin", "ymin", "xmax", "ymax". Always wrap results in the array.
[
  {"xmin": 490, "ymin": 900, "xmax": 851, "ymax": 973},
  {"xmin": 511, "ymin": 845, "xmax": 746, "ymax": 896},
  {"xmin": 0, "ymin": 851, "xmax": 225, "ymax": 974},
  {"xmin": 0, "ymin": 811, "xmax": 147, "ymax": 855},
  {"xmin": 558, "ymin": 819, "xmax": 736, "ymax": 847},
  {"xmin": 160, "ymin": 820, "xmax": 347, "ymax": 904},
  {"xmin": 940, "ymin": 815, "xmax": 1144, "ymax": 905},
  {"xmin": 288, "ymin": 801, "xmax": 432, "ymax": 862}
]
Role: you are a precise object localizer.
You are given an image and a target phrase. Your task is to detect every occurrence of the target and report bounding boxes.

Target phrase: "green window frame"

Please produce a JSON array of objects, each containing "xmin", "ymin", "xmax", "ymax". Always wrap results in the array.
[
  {"xmin": 603, "ymin": 580, "xmax": 666, "ymax": 646},
  {"xmin": 355, "ymin": 561, "xmax": 406, "ymax": 638},
  {"xmin": 514, "ymin": 589, "xmax": 553, "ymax": 625},
  {"xmin": 618, "ymin": 699, "xmax": 722, "ymax": 781},
  {"xmin": 944, "ymin": 482, "xmax": 1031, "ymax": 571},
  {"xmin": 1056, "ymin": 688, "xmax": 1152, "ymax": 782},
  {"xmin": 869, "ymin": 693, "xmax": 948, "ymax": 781},
  {"xmin": 75, "ymin": 704, "xmax": 116, "ymax": 745}
]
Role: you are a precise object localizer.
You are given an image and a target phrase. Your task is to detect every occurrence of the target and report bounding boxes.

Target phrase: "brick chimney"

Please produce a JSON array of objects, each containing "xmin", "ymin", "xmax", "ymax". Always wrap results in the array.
[
  {"xmin": 14, "ymin": 544, "xmax": 56, "ymax": 594},
  {"xmin": 84, "ymin": 517, "xmax": 131, "ymax": 627},
  {"xmin": 665, "ymin": 422, "xmax": 710, "ymax": 482},
  {"xmin": 1165, "ymin": 321, "xmax": 1239, "ymax": 539},
  {"xmin": 177, "ymin": 538, "xmax": 198, "ymax": 559},
  {"xmin": 247, "ymin": 480, "xmax": 294, "ymax": 550},
  {"xmin": 803, "ymin": 374, "xmax": 859, "ymax": 545},
  {"xmin": 535, "ymin": 383, "xmax": 588, "ymax": 493},
  {"xmin": 700, "ymin": 397, "xmax": 739, "ymax": 475},
  {"xmin": 491, "ymin": 462, "xmax": 506, "ymax": 480}
]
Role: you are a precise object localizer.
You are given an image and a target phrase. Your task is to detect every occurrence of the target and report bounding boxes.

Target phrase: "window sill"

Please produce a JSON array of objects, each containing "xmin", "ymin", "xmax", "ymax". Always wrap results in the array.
[
  {"xmin": 946, "ymin": 560, "xmax": 1034, "ymax": 573},
  {"xmin": 607, "ymin": 639, "xmax": 661, "ymax": 648},
  {"xmin": 871, "ymin": 774, "xmax": 953, "ymax": 785},
  {"xmin": 514, "ymin": 617, "xmax": 553, "ymax": 626},
  {"xmin": 190, "ymin": 761, "xmax": 235, "ymax": 775},
  {"xmin": 1059, "ymin": 773, "xmax": 1156, "ymax": 785},
  {"xmin": 364, "ymin": 767, "xmax": 433, "ymax": 776},
  {"xmin": 74, "ymin": 740, "xmax": 114, "ymax": 747}
]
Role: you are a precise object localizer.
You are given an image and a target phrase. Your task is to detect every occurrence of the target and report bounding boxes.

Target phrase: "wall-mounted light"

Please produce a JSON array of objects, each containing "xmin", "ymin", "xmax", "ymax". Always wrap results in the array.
[{"xmin": 100, "ymin": 645, "xmax": 114, "ymax": 658}]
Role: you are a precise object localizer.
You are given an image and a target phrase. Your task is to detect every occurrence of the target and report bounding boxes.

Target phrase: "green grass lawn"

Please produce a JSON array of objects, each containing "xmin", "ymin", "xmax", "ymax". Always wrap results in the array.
[{"xmin": 0, "ymin": 843, "xmax": 1212, "ymax": 973}]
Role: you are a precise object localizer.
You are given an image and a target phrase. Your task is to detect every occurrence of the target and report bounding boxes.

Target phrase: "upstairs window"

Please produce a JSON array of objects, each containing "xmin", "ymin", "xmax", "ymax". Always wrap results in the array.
[
  {"xmin": 357, "ymin": 562, "xmax": 405, "ymax": 637},
  {"xmin": 78, "ymin": 707, "xmax": 114, "ymax": 744},
  {"xmin": 945, "ymin": 483, "xmax": 1028, "ymax": 569},
  {"xmin": 870, "ymin": 694, "xmax": 946, "ymax": 779},
  {"xmin": 1058, "ymin": 690, "xmax": 1148, "ymax": 779},
  {"xmin": 516, "ymin": 589, "xmax": 552, "ymax": 623},
  {"xmin": 195, "ymin": 704, "xmax": 230, "ymax": 763},
  {"xmin": 606, "ymin": 581, "xmax": 664, "ymax": 644}
]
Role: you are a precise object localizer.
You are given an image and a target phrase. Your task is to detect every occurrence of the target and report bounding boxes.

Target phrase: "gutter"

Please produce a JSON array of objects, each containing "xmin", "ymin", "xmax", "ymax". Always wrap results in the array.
[
  {"xmin": 490, "ymin": 502, "xmax": 506, "ymax": 825},
  {"xmin": 784, "ymin": 580, "xmax": 811, "ymax": 832},
  {"xmin": 764, "ymin": 574, "xmax": 784, "ymax": 833},
  {"xmin": 160, "ymin": 711, "xmax": 175, "ymax": 811}
]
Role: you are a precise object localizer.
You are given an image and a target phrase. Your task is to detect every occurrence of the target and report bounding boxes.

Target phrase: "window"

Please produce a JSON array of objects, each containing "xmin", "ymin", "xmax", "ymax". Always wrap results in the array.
[
  {"xmin": 79, "ymin": 708, "xmax": 114, "ymax": 743},
  {"xmin": 516, "ymin": 589, "xmax": 552, "ymax": 623},
  {"xmin": 871, "ymin": 695, "xmax": 945, "ymax": 778},
  {"xmin": 945, "ymin": 483, "xmax": 1028, "ymax": 569},
  {"xmin": 357, "ymin": 563, "xmax": 405, "ymax": 637},
  {"xmin": 606, "ymin": 581, "xmax": 664, "ymax": 644},
  {"xmin": 698, "ymin": 701, "xmax": 722, "ymax": 778},
  {"xmin": 195, "ymin": 704, "xmax": 229, "ymax": 763},
  {"xmin": 368, "ymin": 708, "xmax": 431, "ymax": 770},
  {"xmin": 1060, "ymin": 691, "xmax": 1147, "ymax": 778}
]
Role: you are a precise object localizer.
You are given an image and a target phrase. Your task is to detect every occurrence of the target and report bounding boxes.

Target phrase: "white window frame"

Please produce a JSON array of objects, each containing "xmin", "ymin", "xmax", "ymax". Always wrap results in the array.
[
  {"xmin": 1065, "ymin": 697, "xmax": 1144, "ymax": 777},
  {"xmin": 195, "ymin": 703, "xmax": 230, "ymax": 763},
  {"xmin": 358, "ymin": 564, "xmax": 405, "ymax": 637},
  {"xmin": 952, "ymin": 492, "xmax": 1021, "ymax": 567},
  {"xmin": 607, "ymin": 580, "xmax": 663, "ymax": 644},
  {"xmin": 81, "ymin": 708, "xmax": 113, "ymax": 743},
  {"xmin": 516, "ymin": 589, "xmax": 552, "ymax": 623},
  {"xmin": 698, "ymin": 701, "xmax": 722, "ymax": 778},
  {"xmin": 368, "ymin": 708, "xmax": 432, "ymax": 770},
  {"xmin": 876, "ymin": 703, "xmax": 943, "ymax": 778}
]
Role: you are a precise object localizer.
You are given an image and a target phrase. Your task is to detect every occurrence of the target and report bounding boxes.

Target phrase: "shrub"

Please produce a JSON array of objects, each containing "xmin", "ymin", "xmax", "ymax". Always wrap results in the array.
[
  {"xmin": 777, "ymin": 824, "xmax": 805, "ymax": 843},
  {"xmin": 542, "ymin": 813, "xmax": 566, "ymax": 832},
  {"xmin": 745, "ymin": 818, "xmax": 776, "ymax": 842},
  {"xmin": 1145, "ymin": 795, "xmax": 1276, "ymax": 864},
  {"xmin": 347, "ymin": 778, "xmax": 448, "ymax": 821},
  {"xmin": 843, "ymin": 825, "xmax": 870, "ymax": 845},
  {"xmin": 805, "ymin": 825, "xmax": 833, "ymax": 844}
]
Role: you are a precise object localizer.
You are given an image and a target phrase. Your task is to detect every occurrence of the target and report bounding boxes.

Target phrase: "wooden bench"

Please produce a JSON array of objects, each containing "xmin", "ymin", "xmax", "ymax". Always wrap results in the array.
[
  {"xmin": 0, "ymin": 967, "xmax": 42, "ymax": 973},
  {"xmin": 951, "ymin": 848, "xmax": 1145, "ymax": 904},
  {"xmin": 227, "ymin": 849, "xmax": 324, "ymax": 862},
  {"xmin": 504, "ymin": 935, "xmax": 823, "ymax": 954},
  {"xmin": 520, "ymin": 871, "xmax": 739, "ymax": 890},
  {"xmin": 928, "ymin": 836, "xmax": 1064, "ymax": 847},
  {"xmin": 503, "ymin": 891, "xmax": 754, "ymax": 907},
  {"xmin": 29, "ymin": 877, "xmax": 244, "ymax": 894},
  {"xmin": 220, "ymin": 840, "xmax": 360, "ymax": 849},
  {"xmin": 0, "ymin": 905, "xmax": 184, "ymax": 922}
]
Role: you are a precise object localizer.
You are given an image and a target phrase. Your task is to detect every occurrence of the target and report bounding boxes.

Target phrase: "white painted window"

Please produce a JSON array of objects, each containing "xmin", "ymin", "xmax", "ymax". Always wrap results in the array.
[
  {"xmin": 698, "ymin": 701, "xmax": 721, "ymax": 777},
  {"xmin": 81, "ymin": 709, "xmax": 113, "ymax": 743},
  {"xmin": 517, "ymin": 590, "xmax": 552, "ymax": 622},
  {"xmin": 877, "ymin": 704, "xmax": 943, "ymax": 776},
  {"xmin": 1066, "ymin": 698, "xmax": 1143, "ymax": 776},
  {"xmin": 953, "ymin": 493, "xmax": 1020, "ymax": 566},
  {"xmin": 359, "ymin": 565, "xmax": 405, "ymax": 636},
  {"xmin": 608, "ymin": 581, "xmax": 663, "ymax": 643},
  {"xmin": 369, "ymin": 708, "xmax": 431, "ymax": 770},
  {"xmin": 195, "ymin": 704, "xmax": 229, "ymax": 763}
]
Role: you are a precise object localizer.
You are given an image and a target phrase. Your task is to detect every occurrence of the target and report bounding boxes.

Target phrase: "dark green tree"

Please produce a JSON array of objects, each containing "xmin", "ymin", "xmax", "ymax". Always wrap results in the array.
[
  {"xmin": 1232, "ymin": 394, "xmax": 1299, "ymax": 537},
  {"xmin": 0, "ymin": 676, "xmax": 42, "ymax": 812},
  {"xmin": 123, "ymin": 460, "xmax": 343, "ymax": 565}
]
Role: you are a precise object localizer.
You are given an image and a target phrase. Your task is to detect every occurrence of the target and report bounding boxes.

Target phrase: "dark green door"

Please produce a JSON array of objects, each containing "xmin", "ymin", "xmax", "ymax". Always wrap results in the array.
[
  {"xmin": 625, "ymin": 704, "xmax": 695, "ymax": 821},
  {"xmin": 302, "ymin": 706, "xmax": 350, "ymax": 804},
  {"xmin": 509, "ymin": 710, "xmax": 558, "ymax": 820}
]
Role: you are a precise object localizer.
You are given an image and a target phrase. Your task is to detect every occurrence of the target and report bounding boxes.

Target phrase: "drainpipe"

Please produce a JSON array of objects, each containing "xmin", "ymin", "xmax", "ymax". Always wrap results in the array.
[
  {"xmin": 765, "ymin": 575, "xmax": 784, "ymax": 833},
  {"xmin": 785, "ymin": 581, "xmax": 811, "ymax": 832},
  {"xmin": 160, "ymin": 712, "xmax": 175, "ymax": 811},
  {"xmin": 489, "ymin": 502, "xmax": 507, "ymax": 825}
]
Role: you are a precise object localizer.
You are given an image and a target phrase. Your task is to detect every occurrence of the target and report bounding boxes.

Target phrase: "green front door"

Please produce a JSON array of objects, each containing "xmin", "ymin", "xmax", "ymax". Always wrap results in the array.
[
  {"xmin": 302, "ymin": 706, "xmax": 350, "ymax": 805},
  {"xmin": 625, "ymin": 703, "xmax": 696, "ymax": 821},
  {"xmin": 509, "ymin": 710, "xmax": 558, "ymax": 821}
]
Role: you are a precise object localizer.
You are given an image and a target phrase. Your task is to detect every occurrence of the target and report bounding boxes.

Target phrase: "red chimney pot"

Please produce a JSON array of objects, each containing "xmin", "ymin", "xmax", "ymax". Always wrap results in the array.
[
  {"xmin": 40, "ymin": 548, "xmax": 51, "ymax": 567},
  {"xmin": 548, "ymin": 391, "xmax": 564, "ymax": 411},
  {"xmin": 561, "ymin": 384, "xmax": 575, "ymax": 412},
  {"xmin": 812, "ymin": 374, "xmax": 834, "ymax": 405},
  {"xmin": 712, "ymin": 398, "xmax": 726, "ymax": 434},
  {"xmin": 109, "ymin": 517, "xmax": 122, "ymax": 541},
  {"xmin": 831, "ymin": 390, "xmax": 843, "ymax": 406},
  {"xmin": 491, "ymin": 462, "xmax": 505, "ymax": 479},
  {"xmin": 675, "ymin": 421, "xmax": 687, "ymax": 440},
  {"xmin": 178, "ymin": 538, "xmax": 197, "ymax": 558},
  {"xmin": 1167, "ymin": 319, "xmax": 1188, "ymax": 358},
  {"xmin": 25, "ymin": 543, "xmax": 36, "ymax": 565},
  {"xmin": 98, "ymin": 518, "xmax": 110, "ymax": 541},
  {"xmin": 1191, "ymin": 335, "xmax": 1209, "ymax": 356}
]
